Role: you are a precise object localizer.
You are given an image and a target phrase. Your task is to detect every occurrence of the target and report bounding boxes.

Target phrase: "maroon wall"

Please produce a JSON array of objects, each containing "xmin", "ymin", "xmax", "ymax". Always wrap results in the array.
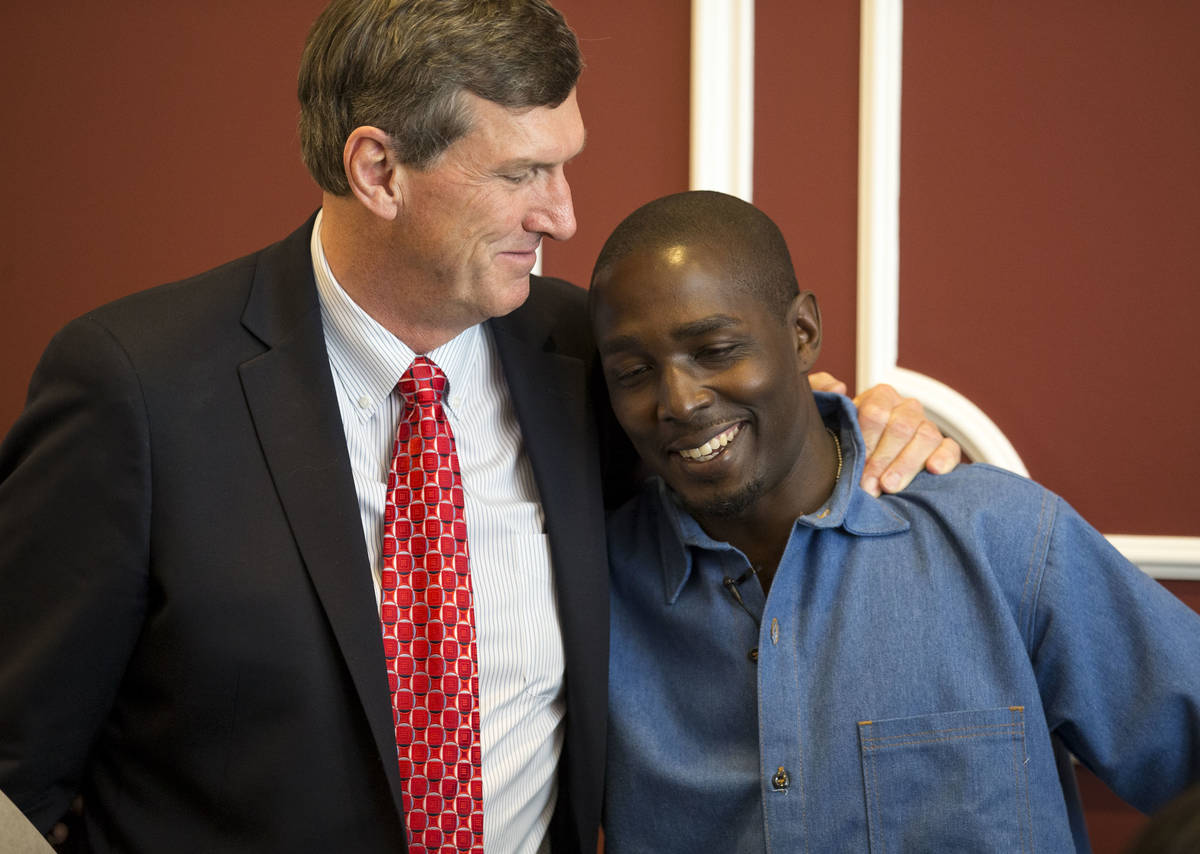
[
  {"xmin": 541, "ymin": 1, "xmax": 691, "ymax": 289},
  {"xmin": 900, "ymin": 0, "xmax": 1200, "ymax": 535},
  {"xmin": 0, "ymin": 2, "xmax": 327, "ymax": 431},
  {"xmin": 755, "ymin": 1, "xmax": 862, "ymax": 387}
]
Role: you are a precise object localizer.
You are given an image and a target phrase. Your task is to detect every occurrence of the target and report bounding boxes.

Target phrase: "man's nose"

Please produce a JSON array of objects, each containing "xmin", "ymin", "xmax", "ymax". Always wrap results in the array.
[
  {"xmin": 657, "ymin": 365, "xmax": 713, "ymax": 422},
  {"xmin": 525, "ymin": 170, "xmax": 576, "ymax": 242}
]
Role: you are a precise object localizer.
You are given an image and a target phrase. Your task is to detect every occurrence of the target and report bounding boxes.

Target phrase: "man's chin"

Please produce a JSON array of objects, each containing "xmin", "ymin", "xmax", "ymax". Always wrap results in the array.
[
  {"xmin": 673, "ymin": 477, "xmax": 764, "ymax": 521},
  {"xmin": 488, "ymin": 276, "xmax": 532, "ymax": 319}
]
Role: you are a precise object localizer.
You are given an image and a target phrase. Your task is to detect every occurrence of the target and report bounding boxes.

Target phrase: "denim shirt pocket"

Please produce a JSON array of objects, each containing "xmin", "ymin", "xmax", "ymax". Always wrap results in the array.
[{"xmin": 857, "ymin": 706, "xmax": 1032, "ymax": 853}]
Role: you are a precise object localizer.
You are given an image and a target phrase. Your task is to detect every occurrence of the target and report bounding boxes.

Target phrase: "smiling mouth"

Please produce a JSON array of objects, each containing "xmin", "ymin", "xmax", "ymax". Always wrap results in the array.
[{"xmin": 677, "ymin": 423, "xmax": 742, "ymax": 462}]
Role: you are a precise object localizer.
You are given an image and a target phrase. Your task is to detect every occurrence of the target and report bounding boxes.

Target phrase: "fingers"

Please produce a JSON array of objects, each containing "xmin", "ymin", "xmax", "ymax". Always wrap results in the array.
[
  {"xmin": 852, "ymin": 383, "xmax": 904, "ymax": 458},
  {"xmin": 857, "ymin": 394, "xmax": 931, "ymax": 495},
  {"xmin": 45, "ymin": 796, "xmax": 83, "ymax": 848},
  {"xmin": 924, "ymin": 437, "xmax": 962, "ymax": 476},
  {"xmin": 875, "ymin": 423, "xmax": 957, "ymax": 494},
  {"xmin": 808, "ymin": 371, "xmax": 847, "ymax": 395},
  {"xmin": 853, "ymin": 385, "xmax": 963, "ymax": 495}
]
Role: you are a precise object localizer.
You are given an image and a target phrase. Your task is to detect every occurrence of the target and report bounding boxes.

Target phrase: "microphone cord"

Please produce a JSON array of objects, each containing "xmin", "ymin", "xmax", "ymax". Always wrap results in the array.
[{"xmin": 722, "ymin": 565, "xmax": 762, "ymax": 628}]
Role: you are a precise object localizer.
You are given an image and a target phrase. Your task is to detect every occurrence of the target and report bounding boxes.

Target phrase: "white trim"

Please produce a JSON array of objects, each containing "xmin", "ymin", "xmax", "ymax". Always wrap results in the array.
[
  {"xmin": 856, "ymin": 0, "xmax": 903, "ymax": 388},
  {"xmin": 884, "ymin": 368, "xmax": 1028, "ymax": 475},
  {"xmin": 855, "ymin": 0, "xmax": 1028, "ymax": 474},
  {"xmin": 690, "ymin": 0, "xmax": 755, "ymax": 201},
  {"xmin": 1108, "ymin": 536, "xmax": 1200, "ymax": 581}
]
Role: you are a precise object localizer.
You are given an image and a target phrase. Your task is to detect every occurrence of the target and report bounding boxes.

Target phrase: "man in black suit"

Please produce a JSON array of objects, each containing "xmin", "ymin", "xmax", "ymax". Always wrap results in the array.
[{"xmin": 0, "ymin": 2, "xmax": 956, "ymax": 852}]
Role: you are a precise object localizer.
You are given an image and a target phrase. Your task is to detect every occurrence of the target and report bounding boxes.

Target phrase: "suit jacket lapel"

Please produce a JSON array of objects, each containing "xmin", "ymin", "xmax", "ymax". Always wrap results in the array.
[
  {"xmin": 488, "ymin": 283, "xmax": 604, "ymax": 591},
  {"xmin": 236, "ymin": 218, "xmax": 406, "ymax": 817},
  {"xmin": 489, "ymin": 281, "xmax": 609, "ymax": 851},
  {"xmin": 489, "ymin": 327, "xmax": 593, "ymax": 535}
]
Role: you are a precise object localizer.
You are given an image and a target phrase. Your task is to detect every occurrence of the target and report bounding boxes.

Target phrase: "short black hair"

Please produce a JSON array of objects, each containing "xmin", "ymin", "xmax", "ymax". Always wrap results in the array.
[{"xmin": 590, "ymin": 190, "xmax": 800, "ymax": 316}]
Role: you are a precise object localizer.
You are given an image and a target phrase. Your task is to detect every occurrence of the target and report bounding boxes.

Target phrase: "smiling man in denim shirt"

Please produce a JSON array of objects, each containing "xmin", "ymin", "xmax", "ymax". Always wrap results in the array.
[{"xmin": 590, "ymin": 190, "xmax": 1200, "ymax": 852}]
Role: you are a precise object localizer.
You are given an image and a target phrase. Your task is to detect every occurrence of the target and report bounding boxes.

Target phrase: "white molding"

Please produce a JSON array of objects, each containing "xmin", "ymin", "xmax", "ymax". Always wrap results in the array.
[
  {"xmin": 1108, "ymin": 536, "xmax": 1200, "ymax": 581},
  {"xmin": 855, "ymin": 0, "xmax": 1027, "ymax": 475},
  {"xmin": 882, "ymin": 368, "xmax": 1029, "ymax": 476},
  {"xmin": 856, "ymin": 0, "xmax": 903, "ymax": 388},
  {"xmin": 690, "ymin": 0, "xmax": 755, "ymax": 201}
]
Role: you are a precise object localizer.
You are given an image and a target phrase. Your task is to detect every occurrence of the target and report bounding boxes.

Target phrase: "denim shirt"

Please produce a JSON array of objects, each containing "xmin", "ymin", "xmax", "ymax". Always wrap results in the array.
[{"xmin": 605, "ymin": 393, "xmax": 1200, "ymax": 853}]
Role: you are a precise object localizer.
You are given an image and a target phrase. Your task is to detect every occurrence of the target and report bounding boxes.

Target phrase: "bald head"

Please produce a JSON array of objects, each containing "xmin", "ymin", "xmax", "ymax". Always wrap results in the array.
[{"xmin": 590, "ymin": 190, "xmax": 800, "ymax": 316}]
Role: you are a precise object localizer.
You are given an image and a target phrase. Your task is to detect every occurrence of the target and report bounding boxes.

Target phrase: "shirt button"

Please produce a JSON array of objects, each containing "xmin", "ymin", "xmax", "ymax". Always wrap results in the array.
[
  {"xmin": 772, "ymin": 766, "xmax": 790, "ymax": 790},
  {"xmin": 770, "ymin": 618, "xmax": 780, "ymax": 645},
  {"xmin": 748, "ymin": 647, "xmax": 758, "ymax": 662},
  {"xmin": 356, "ymin": 394, "xmax": 371, "ymax": 410}
]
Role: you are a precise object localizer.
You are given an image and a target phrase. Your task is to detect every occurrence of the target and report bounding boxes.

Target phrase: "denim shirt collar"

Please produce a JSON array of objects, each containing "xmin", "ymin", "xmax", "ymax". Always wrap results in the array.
[{"xmin": 654, "ymin": 392, "xmax": 911, "ymax": 605}]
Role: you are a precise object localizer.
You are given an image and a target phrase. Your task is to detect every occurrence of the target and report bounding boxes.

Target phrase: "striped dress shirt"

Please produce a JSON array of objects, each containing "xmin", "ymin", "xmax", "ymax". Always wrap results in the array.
[{"xmin": 310, "ymin": 211, "xmax": 563, "ymax": 853}]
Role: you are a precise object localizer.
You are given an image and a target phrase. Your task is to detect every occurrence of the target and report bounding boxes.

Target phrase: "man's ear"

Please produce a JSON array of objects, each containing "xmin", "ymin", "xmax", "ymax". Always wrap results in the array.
[
  {"xmin": 790, "ymin": 291, "xmax": 823, "ymax": 371},
  {"xmin": 343, "ymin": 126, "xmax": 403, "ymax": 220}
]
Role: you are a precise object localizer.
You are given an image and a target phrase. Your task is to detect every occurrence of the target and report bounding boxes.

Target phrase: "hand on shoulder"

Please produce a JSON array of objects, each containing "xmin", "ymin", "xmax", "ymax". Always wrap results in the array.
[{"xmin": 810, "ymin": 372, "xmax": 962, "ymax": 497}]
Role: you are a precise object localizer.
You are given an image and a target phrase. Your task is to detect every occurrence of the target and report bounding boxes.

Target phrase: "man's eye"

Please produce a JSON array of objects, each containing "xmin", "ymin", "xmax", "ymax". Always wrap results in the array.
[
  {"xmin": 502, "ymin": 168, "xmax": 539, "ymax": 185},
  {"xmin": 612, "ymin": 365, "xmax": 650, "ymax": 386},
  {"xmin": 696, "ymin": 344, "xmax": 740, "ymax": 362}
]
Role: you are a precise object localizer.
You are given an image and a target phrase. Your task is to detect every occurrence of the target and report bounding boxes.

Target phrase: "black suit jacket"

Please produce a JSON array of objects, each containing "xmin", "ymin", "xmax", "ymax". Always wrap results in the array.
[{"xmin": 0, "ymin": 217, "xmax": 608, "ymax": 853}]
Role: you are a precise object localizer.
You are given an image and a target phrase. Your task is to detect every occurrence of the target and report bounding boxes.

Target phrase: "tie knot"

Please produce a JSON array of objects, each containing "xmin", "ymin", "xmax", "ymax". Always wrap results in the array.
[{"xmin": 397, "ymin": 356, "xmax": 448, "ymax": 409}]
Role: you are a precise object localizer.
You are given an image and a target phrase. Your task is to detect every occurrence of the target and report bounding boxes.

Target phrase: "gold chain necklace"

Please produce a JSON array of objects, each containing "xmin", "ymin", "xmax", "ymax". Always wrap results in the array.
[{"xmin": 826, "ymin": 427, "xmax": 843, "ymax": 484}]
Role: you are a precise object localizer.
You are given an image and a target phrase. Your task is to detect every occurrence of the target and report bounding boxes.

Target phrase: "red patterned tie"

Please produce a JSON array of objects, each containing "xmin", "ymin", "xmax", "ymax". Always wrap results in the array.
[{"xmin": 380, "ymin": 356, "xmax": 484, "ymax": 854}]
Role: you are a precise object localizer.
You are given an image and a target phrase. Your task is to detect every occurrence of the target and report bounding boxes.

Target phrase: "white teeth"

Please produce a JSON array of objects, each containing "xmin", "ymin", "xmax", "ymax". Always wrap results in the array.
[{"xmin": 678, "ymin": 424, "xmax": 741, "ymax": 461}]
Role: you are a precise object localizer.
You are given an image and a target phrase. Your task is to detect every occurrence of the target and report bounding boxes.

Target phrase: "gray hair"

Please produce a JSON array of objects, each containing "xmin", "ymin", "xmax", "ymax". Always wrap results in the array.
[{"xmin": 298, "ymin": 0, "xmax": 583, "ymax": 194}]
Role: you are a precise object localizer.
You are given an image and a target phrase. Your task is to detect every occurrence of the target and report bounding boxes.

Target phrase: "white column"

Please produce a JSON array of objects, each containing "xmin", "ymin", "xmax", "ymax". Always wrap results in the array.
[{"xmin": 690, "ymin": 0, "xmax": 755, "ymax": 201}]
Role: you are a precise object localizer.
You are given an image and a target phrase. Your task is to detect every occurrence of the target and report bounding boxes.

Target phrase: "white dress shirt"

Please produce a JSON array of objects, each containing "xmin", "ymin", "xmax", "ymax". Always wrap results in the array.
[{"xmin": 311, "ymin": 211, "xmax": 563, "ymax": 853}]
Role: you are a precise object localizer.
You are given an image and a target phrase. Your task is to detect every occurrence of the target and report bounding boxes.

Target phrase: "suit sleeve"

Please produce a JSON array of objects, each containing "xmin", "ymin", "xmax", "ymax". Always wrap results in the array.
[
  {"xmin": 0, "ymin": 316, "xmax": 151, "ymax": 831},
  {"xmin": 1028, "ymin": 496, "xmax": 1200, "ymax": 812}
]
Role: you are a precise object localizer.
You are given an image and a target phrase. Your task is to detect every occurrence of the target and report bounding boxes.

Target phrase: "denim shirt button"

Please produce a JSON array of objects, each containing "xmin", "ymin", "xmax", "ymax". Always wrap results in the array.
[
  {"xmin": 770, "ymin": 618, "xmax": 780, "ymax": 645},
  {"xmin": 748, "ymin": 647, "xmax": 758, "ymax": 662},
  {"xmin": 771, "ymin": 766, "xmax": 790, "ymax": 790}
]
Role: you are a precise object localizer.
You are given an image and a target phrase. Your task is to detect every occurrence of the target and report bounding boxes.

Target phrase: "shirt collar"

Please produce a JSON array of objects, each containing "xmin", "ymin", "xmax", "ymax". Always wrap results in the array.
[
  {"xmin": 654, "ymin": 392, "xmax": 911, "ymax": 604},
  {"xmin": 311, "ymin": 209, "xmax": 484, "ymax": 414}
]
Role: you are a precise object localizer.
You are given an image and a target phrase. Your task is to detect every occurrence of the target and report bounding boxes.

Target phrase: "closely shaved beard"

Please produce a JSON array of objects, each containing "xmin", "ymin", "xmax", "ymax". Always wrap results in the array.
[{"xmin": 678, "ymin": 476, "xmax": 766, "ymax": 521}]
